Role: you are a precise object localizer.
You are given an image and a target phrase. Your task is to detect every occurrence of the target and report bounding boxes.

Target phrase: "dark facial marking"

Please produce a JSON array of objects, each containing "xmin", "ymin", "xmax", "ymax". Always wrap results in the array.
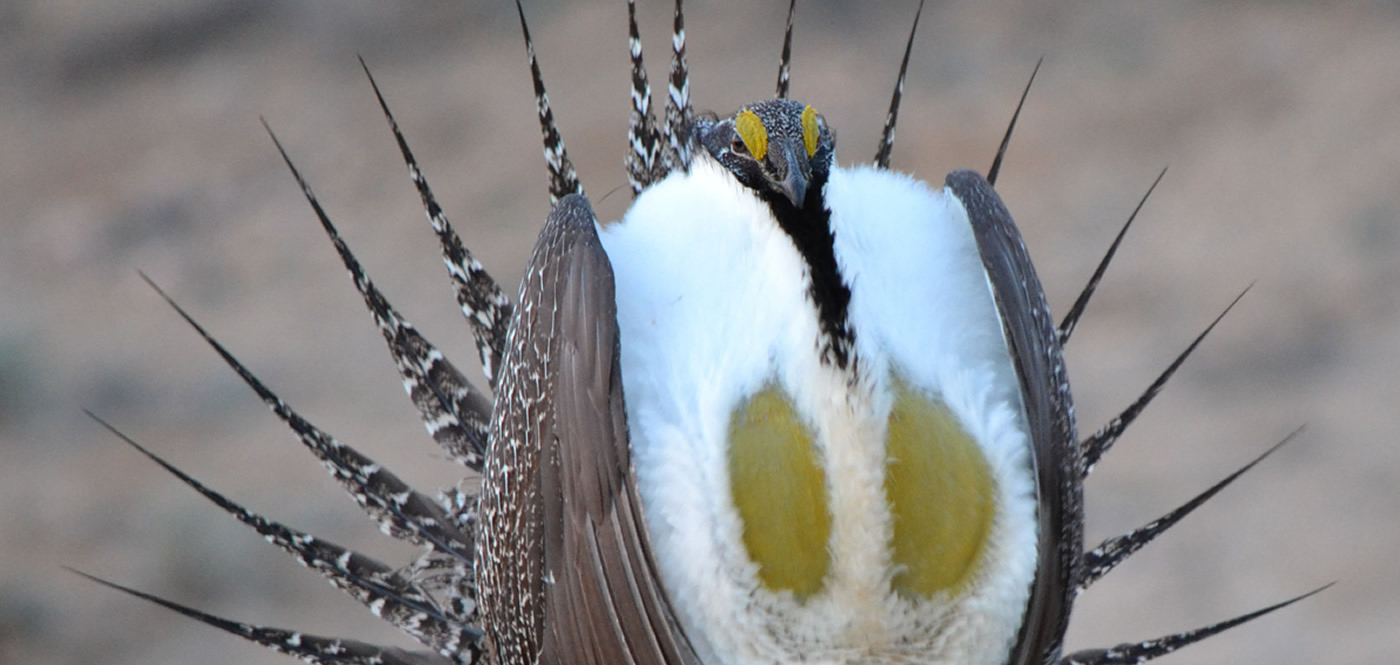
[{"xmin": 696, "ymin": 100, "xmax": 854, "ymax": 368}]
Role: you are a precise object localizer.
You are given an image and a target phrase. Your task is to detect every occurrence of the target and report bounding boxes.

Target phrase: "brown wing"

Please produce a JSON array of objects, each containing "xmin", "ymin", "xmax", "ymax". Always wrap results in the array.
[
  {"xmin": 479, "ymin": 194, "xmax": 698, "ymax": 665},
  {"xmin": 946, "ymin": 170, "xmax": 1083, "ymax": 665}
]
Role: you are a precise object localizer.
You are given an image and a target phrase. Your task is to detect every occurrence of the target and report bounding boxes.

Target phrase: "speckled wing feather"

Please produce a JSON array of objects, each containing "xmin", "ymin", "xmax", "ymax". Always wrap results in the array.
[
  {"xmin": 954, "ymin": 153, "xmax": 1311, "ymax": 665},
  {"xmin": 478, "ymin": 194, "xmax": 697, "ymax": 665},
  {"xmin": 947, "ymin": 169, "xmax": 1081, "ymax": 665}
]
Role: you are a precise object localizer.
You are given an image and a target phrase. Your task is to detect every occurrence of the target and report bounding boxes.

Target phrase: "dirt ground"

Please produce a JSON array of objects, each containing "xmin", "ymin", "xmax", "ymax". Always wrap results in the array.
[{"xmin": 2, "ymin": 1, "xmax": 1397, "ymax": 664}]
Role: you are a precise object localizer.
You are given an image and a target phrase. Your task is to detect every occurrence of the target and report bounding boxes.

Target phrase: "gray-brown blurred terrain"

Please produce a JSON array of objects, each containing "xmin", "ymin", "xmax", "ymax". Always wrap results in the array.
[{"xmin": 2, "ymin": 1, "xmax": 1397, "ymax": 664}]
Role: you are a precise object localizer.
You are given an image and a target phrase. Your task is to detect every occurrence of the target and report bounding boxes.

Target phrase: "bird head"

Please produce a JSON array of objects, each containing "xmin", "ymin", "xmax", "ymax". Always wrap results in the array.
[{"xmin": 695, "ymin": 99, "xmax": 835, "ymax": 208}]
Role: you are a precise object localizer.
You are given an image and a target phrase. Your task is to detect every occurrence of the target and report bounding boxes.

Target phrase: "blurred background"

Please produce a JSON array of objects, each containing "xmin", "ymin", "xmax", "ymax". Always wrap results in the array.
[{"xmin": 2, "ymin": 1, "xmax": 1397, "ymax": 663}]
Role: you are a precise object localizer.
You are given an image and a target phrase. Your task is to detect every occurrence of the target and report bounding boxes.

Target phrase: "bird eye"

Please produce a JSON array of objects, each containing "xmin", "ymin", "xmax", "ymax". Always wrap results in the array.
[{"xmin": 731, "ymin": 137, "xmax": 748, "ymax": 155}]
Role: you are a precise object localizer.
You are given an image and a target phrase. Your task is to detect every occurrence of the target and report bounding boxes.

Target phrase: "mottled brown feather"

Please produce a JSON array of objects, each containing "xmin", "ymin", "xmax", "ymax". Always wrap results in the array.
[
  {"xmin": 947, "ymin": 170, "xmax": 1082, "ymax": 665},
  {"xmin": 480, "ymin": 194, "xmax": 697, "ymax": 665}
]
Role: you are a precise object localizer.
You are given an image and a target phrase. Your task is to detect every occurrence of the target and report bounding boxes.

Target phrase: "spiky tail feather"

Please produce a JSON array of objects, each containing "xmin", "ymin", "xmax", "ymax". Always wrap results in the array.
[
  {"xmin": 1058, "ymin": 584, "xmax": 1332, "ymax": 665},
  {"xmin": 262, "ymin": 120, "xmax": 491, "ymax": 472},
  {"xmin": 85, "ymin": 412, "xmax": 480, "ymax": 659},
  {"xmin": 358, "ymin": 58, "xmax": 513, "ymax": 389},
  {"xmin": 774, "ymin": 0, "xmax": 798, "ymax": 98},
  {"xmin": 73, "ymin": 569, "xmax": 471, "ymax": 665},
  {"xmin": 625, "ymin": 0, "xmax": 665, "ymax": 193},
  {"xmin": 1080, "ymin": 286, "xmax": 1251, "ymax": 475},
  {"xmin": 1057, "ymin": 168, "xmax": 1167, "ymax": 345},
  {"xmin": 662, "ymin": 0, "xmax": 693, "ymax": 169},
  {"xmin": 1078, "ymin": 429, "xmax": 1300, "ymax": 591},
  {"xmin": 986, "ymin": 57, "xmax": 1041, "ymax": 187},
  {"xmin": 515, "ymin": 0, "xmax": 583, "ymax": 203},
  {"xmin": 873, "ymin": 0, "xmax": 925, "ymax": 169}
]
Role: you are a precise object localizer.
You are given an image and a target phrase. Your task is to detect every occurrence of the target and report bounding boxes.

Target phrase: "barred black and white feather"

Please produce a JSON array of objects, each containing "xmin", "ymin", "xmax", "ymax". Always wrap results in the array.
[
  {"xmin": 515, "ymin": 0, "xmax": 583, "ymax": 203},
  {"xmin": 86, "ymin": 413, "xmax": 480, "ymax": 660},
  {"xmin": 626, "ymin": 0, "xmax": 666, "ymax": 193},
  {"xmin": 138, "ymin": 273, "xmax": 473, "ymax": 560},
  {"xmin": 263, "ymin": 121, "xmax": 491, "ymax": 472},
  {"xmin": 359, "ymin": 58, "xmax": 513, "ymax": 389},
  {"xmin": 662, "ymin": 0, "xmax": 693, "ymax": 170},
  {"xmin": 76, "ymin": 570, "xmax": 460, "ymax": 665}
]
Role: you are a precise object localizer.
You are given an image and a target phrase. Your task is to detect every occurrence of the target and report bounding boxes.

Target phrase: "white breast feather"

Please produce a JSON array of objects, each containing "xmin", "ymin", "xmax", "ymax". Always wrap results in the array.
[{"xmin": 599, "ymin": 158, "xmax": 1039, "ymax": 665}]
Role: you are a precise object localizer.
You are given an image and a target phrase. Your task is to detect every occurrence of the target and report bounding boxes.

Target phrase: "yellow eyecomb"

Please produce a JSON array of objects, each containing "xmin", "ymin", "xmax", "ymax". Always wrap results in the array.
[
  {"xmin": 735, "ymin": 109, "xmax": 769, "ymax": 160},
  {"xmin": 801, "ymin": 106, "xmax": 820, "ymax": 157}
]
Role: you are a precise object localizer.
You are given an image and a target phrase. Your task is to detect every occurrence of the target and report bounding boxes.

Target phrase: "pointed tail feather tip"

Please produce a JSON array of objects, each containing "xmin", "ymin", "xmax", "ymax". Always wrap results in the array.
[
  {"xmin": 1059, "ymin": 583, "xmax": 1332, "ymax": 665},
  {"xmin": 515, "ymin": 0, "xmax": 583, "ymax": 203},
  {"xmin": 873, "ymin": 0, "xmax": 924, "ymax": 169},
  {"xmin": 1081, "ymin": 284, "xmax": 1252, "ymax": 475},
  {"xmin": 775, "ymin": 0, "xmax": 798, "ymax": 98},
  {"xmin": 986, "ymin": 56, "xmax": 1041, "ymax": 186},
  {"xmin": 1079, "ymin": 427, "xmax": 1302, "ymax": 591},
  {"xmin": 1058, "ymin": 166, "xmax": 1167, "ymax": 345}
]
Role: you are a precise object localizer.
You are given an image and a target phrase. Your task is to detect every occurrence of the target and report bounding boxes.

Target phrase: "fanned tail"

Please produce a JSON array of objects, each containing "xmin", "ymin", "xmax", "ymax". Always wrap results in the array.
[
  {"xmin": 872, "ymin": 0, "xmax": 925, "ymax": 170},
  {"xmin": 82, "ymin": 6, "xmax": 1326, "ymax": 664}
]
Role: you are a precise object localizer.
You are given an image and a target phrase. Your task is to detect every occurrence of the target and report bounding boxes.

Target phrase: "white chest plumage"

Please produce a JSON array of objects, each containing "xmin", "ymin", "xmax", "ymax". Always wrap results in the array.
[{"xmin": 599, "ymin": 156, "xmax": 1040, "ymax": 665}]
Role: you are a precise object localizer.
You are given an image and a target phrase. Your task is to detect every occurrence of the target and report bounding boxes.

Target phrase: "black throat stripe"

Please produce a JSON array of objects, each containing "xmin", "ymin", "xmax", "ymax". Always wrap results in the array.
[{"xmin": 759, "ymin": 174, "xmax": 855, "ymax": 369}]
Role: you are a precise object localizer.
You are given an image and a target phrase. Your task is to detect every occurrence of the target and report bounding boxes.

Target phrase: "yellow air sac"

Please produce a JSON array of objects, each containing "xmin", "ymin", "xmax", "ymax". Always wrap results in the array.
[
  {"xmin": 885, "ymin": 379, "xmax": 995, "ymax": 598},
  {"xmin": 728, "ymin": 387, "xmax": 831, "ymax": 598}
]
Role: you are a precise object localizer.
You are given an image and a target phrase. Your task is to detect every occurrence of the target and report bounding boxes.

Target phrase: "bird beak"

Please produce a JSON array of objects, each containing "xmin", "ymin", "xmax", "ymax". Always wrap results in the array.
[{"xmin": 772, "ymin": 141, "xmax": 810, "ymax": 207}]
